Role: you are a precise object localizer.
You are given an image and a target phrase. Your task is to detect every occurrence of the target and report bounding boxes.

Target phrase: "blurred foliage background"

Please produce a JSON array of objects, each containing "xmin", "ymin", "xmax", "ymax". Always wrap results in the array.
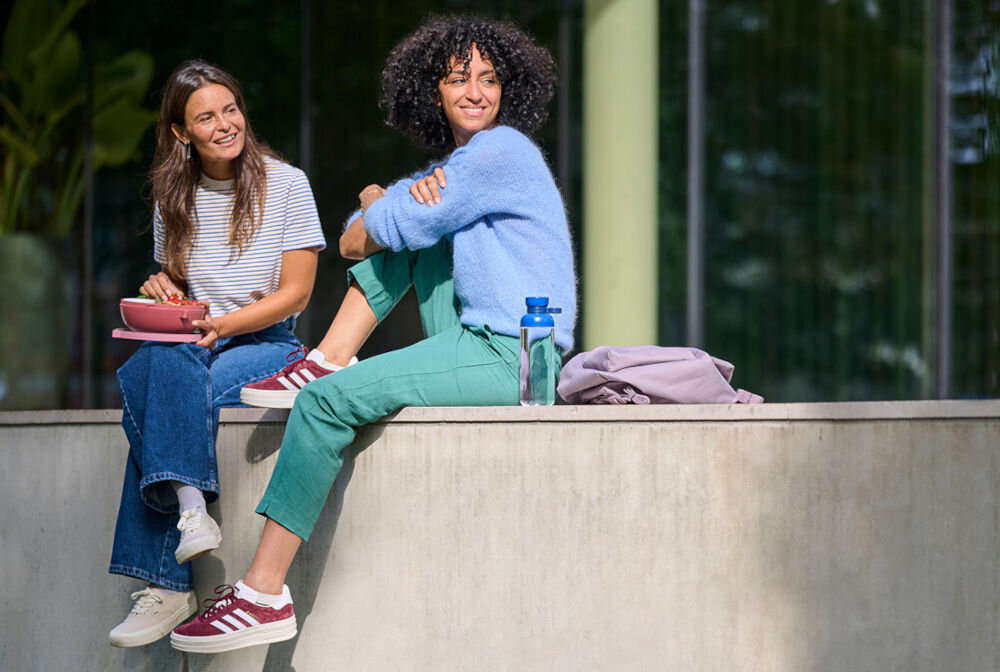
[{"xmin": 656, "ymin": 0, "xmax": 999, "ymax": 401}]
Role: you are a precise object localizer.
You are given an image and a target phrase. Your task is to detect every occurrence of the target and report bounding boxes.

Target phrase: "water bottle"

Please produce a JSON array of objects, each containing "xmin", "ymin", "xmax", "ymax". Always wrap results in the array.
[{"xmin": 520, "ymin": 296, "xmax": 561, "ymax": 406}]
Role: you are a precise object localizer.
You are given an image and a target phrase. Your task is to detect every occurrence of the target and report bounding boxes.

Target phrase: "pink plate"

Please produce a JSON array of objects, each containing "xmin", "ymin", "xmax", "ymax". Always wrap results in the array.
[{"xmin": 113, "ymin": 328, "xmax": 202, "ymax": 343}]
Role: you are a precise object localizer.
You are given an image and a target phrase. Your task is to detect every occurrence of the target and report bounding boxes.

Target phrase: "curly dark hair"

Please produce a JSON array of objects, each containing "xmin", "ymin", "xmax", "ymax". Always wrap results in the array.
[{"xmin": 380, "ymin": 15, "xmax": 557, "ymax": 150}]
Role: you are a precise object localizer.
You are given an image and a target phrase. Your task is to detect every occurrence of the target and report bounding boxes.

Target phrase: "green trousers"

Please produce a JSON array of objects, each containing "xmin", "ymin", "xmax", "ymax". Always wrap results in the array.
[{"xmin": 255, "ymin": 241, "xmax": 520, "ymax": 540}]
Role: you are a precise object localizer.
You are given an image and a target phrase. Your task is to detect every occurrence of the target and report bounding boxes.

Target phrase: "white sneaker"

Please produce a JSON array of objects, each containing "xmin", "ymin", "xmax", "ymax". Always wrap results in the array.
[
  {"xmin": 175, "ymin": 508, "xmax": 222, "ymax": 564},
  {"xmin": 109, "ymin": 587, "xmax": 197, "ymax": 647}
]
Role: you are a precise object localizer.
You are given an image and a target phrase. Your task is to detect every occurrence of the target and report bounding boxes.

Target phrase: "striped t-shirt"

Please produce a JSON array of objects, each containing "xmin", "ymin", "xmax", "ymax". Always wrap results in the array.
[{"xmin": 153, "ymin": 158, "xmax": 326, "ymax": 317}]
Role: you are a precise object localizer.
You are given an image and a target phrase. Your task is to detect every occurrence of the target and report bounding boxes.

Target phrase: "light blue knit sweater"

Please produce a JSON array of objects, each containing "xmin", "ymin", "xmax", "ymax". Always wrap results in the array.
[{"xmin": 362, "ymin": 126, "xmax": 577, "ymax": 350}]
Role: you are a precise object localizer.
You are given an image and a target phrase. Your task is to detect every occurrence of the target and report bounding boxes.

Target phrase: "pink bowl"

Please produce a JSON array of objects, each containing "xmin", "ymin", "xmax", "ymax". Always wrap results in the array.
[{"xmin": 120, "ymin": 299, "xmax": 206, "ymax": 334}]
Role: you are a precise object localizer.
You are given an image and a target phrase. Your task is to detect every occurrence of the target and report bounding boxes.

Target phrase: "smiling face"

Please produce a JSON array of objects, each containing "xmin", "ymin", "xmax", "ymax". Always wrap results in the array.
[
  {"xmin": 437, "ymin": 45, "xmax": 502, "ymax": 147},
  {"xmin": 171, "ymin": 83, "xmax": 246, "ymax": 180}
]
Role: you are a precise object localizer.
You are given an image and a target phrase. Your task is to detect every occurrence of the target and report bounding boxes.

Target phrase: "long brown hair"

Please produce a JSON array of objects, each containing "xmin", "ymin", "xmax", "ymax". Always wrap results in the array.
[{"xmin": 150, "ymin": 60, "xmax": 280, "ymax": 281}]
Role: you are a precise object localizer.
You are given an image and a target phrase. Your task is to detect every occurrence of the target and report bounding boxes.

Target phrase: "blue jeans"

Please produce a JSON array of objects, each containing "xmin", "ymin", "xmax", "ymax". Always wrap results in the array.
[{"xmin": 109, "ymin": 320, "xmax": 301, "ymax": 591}]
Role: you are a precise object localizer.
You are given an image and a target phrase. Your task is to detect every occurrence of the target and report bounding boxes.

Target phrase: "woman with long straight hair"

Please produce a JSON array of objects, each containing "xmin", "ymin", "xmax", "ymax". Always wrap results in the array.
[{"xmin": 107, "ymin": 60, "xmax": 326, "ymax": 648}]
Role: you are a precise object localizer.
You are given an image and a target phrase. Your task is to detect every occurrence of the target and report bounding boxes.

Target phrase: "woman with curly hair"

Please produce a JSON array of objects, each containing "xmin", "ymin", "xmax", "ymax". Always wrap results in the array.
[
  {"xmin": 170, "ymin": 16, "xmax": 576, "ymax": 653},
  {"xmin": 107, "ymin": 60, "xmax": 325, "ymax": 648}
]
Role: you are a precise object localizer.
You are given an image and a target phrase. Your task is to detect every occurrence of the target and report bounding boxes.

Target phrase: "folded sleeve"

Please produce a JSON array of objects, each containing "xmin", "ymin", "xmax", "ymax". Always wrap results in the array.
[
  {"xmin": 280, "ymin": 170, "xmax": 326, "ymax": 252},
  {"xmin": 341, "ymin": 169, "xmax": 426, "ymax": 234}
]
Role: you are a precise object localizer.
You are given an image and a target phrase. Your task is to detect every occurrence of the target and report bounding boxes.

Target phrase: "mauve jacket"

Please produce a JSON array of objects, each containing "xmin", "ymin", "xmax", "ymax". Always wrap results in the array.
[{"xmin": 557, "ymin": 345, "xmax": 763, "ymax": 405}]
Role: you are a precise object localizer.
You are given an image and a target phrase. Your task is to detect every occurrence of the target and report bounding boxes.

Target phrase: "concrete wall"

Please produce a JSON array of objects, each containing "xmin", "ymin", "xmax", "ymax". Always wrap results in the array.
[{"xmin": 1, "ymin": 402, "xmax": 999, "ymax": 671}]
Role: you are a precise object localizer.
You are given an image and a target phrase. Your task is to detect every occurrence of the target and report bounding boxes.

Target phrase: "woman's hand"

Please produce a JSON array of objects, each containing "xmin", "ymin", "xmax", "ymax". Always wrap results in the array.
[
  {"xmin": 409, "ymin": 167, "xmax": 446, "ymax": 206},
  {"xmin": 139, "ymin": 272, "xmax": 185, "ymax": 301},
  {"xmin": 192, "ymin": 248, "xmax": 319, "ymax": 344},
  {"xmin": 192, "ymin": 302, "xmax": 220, "ymax": 350},
  {"xmin": 359, "ymin": 184, "xmax": 386, "ymax": 213}
]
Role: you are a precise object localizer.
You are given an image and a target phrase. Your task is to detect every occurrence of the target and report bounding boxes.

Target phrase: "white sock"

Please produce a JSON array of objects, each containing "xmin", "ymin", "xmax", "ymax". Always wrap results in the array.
[
  {"xmin": 172, "ymin": 482, "xmax": 207, "ymax": 515},
  {"xmin": 154, "ymin": 586, "xmax": 179, "ymax": 596},
  {"xmin": 307, "ymin": 349, "xmax": 358, "ymax": 372},
  {"xmin": 235, "ymin": 580, "xmax": 290, "ymax": 608}
]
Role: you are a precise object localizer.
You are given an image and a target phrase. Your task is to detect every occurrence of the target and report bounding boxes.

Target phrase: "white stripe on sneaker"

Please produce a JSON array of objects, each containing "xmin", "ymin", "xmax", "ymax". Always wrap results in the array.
[
  {"xmin": 211, "ymin": 620, "xmax": 235, "ymax": 633},
  {"xmin": 233, "ymin": 608, "xmax": 258, "ymax": 625},
  {"xmin": 288, "ymin": 372, "xmax": 308, "ymax": 388},
  {"xmin": 277, "ymin": 376, "xmax": 298, "ymax": 391},
  {"xmin": 300, "ymin": 369, "xmax": 317, "ymax": 383},
  {"xmin": 222, "ymin": 614, "xmax": 250, "ymax": 630}
]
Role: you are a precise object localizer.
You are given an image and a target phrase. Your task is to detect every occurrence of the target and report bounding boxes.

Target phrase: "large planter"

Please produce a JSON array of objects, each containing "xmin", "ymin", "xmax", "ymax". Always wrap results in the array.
[{"xmin": 0, "ymin": 234, "xmax": 73, "ymax": 409}]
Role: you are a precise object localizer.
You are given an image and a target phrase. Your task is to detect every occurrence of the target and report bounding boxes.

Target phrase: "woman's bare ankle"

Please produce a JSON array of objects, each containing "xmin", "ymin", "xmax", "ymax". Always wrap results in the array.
[{"xmin": 315, "ymin": 344, "xmax": 355, "ymax": 368}]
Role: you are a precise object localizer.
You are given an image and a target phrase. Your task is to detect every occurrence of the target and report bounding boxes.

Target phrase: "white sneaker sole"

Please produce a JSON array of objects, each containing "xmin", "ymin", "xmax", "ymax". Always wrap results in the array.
[
  {"xmin": 170, "ymin": 616, "xmax": 297, "ymax": 653},
  {"xmin": 175, "ymin": 527, "xmax": 223, "ymax": 564},
  {"xmin": 109, "ymin": 594, "xmax": 197, "ymax": 648},
  {"xmin": 240, "ymin": 386, "xmax": 298, "ymax": 409}
]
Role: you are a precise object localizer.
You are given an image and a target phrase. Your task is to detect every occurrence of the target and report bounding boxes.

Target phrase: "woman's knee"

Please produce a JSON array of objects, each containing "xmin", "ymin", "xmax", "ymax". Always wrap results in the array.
[
  {"xmin": 295, "ymin": 378, "xmax": 334, "ymax": 409},
  {"xmin": 122, "ymin": 342, "xmax": 201, "ymax": 375},
  {"xmin": 291, "ymin": 377, "xmax": 346, "ymax": 423},
  {"xmin": 288, "ymin": 373, "xmax": 371, "ymax": 435}
]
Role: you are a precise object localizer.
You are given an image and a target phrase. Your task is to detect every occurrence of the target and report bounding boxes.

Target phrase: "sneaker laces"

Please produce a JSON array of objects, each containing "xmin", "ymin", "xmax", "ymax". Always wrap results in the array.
[
  {"xmin": 280, "ymin": 346, "xmax": 309, "ymax": 371},
  {"xmin": 199, "ymin": 584, "xmax": 238, "ymax": 618},
  {"xmin": 129, "ymin": 588, "xmax": 164, "ymax": 614},
  {"xmin": 176, "ymin": 509, "xmax": 204, "ymax": 537}
]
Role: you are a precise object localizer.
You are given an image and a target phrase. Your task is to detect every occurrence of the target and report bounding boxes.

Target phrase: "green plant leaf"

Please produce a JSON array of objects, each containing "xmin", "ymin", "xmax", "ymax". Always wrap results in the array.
[
  {"xmin": 25, "ymin": 0, "xmax": 88, "ymax": 79},
  {"xmin": 1, "ymin": 0, "xmax": 61, "ymax": 87},
  {"xmin": 0, "ymin": 0, "xmax": 154, "ymax": 238},
  {"xmin": 52, "ymin": 149, "xmax": 85, "ymax": 236},
  {"xmin": 0, "ymin": 126, "xmax": 42, "ymax": 165},
  {"xmin": 93, "ymin": 101, "xmax": 157, "ymax": 167},
  {"xmin": 0, "ymin": 93, "xmax": 31, "ymax": 136},
  {"xmin": 23, "ymin": 31, "xmax": 84, "ymax": 118},
  {"xmin": 95, "ymin": 51, "xmax": 155, "ymax": 110}
]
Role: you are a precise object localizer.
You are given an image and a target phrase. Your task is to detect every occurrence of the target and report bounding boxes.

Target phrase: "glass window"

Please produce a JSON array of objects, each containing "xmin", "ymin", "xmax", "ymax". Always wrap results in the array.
[{"xmin": 660, "ymin": 0, "xmax": 1000, "ymax": 401}]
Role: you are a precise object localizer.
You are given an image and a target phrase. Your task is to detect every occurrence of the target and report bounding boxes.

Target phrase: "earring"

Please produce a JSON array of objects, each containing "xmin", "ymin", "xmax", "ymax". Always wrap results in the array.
[{"xmin": 185, "ymin": 142, "xmax": 192, "ymax": 161}]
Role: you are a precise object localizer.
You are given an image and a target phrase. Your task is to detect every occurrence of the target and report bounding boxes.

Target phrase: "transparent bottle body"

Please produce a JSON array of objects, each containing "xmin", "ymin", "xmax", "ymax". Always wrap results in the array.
[{"xmin": 519, "ymin": 326, "xmax": 556, "ymax": 406}]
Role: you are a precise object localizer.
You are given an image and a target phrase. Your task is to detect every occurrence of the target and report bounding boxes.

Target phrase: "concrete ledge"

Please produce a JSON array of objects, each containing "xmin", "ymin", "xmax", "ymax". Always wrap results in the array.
[
  {"xmin": 2, "ymin": 402, "xmax": 999, "ymax": 671},
  {"xmin": 5, "ymin": 398, "xmax": 999, "ymax": 425}
]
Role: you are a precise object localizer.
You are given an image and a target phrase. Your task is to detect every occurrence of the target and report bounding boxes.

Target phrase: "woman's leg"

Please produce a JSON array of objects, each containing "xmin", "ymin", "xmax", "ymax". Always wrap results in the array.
[
  {"xmin": 240, "ymin": 243, "xmax": 466, "ymax": 595},
  {"xmin": 243, "ymin": 519, "xmax": 303, "ymax": 594},
  {"xmin": 110, "ymin": 450, "xmax": 195, "ymax": 590},
  {"xmin": 111, "ymin": 326, "xmax": 301, "ymax": 588},
  {"xmin": 242, "ymin": 244, "xmax": 459, "ymax": 410},
  {"xmin": 314, "ymin": 240, "xmax": 459, "ymax": 366},
  {"xmin": 109, "ymin": 341, "xmax": 225, "ymax": 647},
  {"xmin": 245, "ymin": 324, "xmax": 520, "ymax": 594},
  {"xmin": 312, "ymin": 283, "xmax": 377, "ymax": 367},
  {"xmin": 110, "ymin": 342, "xmax": 217, "ymax": 591}
]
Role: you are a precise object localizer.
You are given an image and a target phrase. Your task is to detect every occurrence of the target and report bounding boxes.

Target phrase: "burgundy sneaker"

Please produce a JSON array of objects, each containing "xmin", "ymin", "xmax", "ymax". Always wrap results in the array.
[
  {"xmin": 170, "ymin": 582, "xmax": 296, "ymax": 654},
  {"xmin": 240, "ymin": 347, "xmax": 357, "ymax": 409}
]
